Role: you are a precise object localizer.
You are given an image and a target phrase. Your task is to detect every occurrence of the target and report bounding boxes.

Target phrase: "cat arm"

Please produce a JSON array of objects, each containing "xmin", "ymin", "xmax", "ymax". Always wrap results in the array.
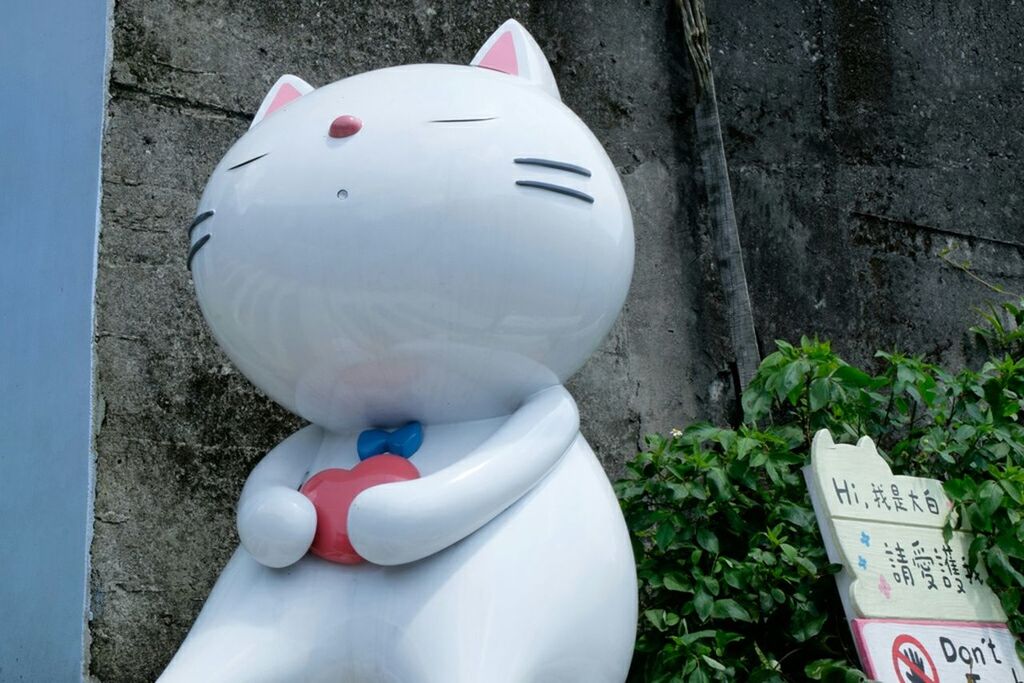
[
  {"xmin": 347, "ymin": 384, "xmax": 579, "ymax": 566},
  {"xmin": 236, "ymin": 424, "xmax": 324, "ymax": 568}
]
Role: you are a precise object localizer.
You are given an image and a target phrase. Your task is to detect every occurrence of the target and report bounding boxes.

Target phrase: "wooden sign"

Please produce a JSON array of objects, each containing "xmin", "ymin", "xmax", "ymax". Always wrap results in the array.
[
  {"xmin": 808, "ymin": 432, "xmax": 954, "ymax": 528},
  {"xmin": 806, "ymin": 430, "xmax": 1006, "ymax": 623},
  {"xmin": 832, "ymin": 518, "xmax": 1004, "ymax": 621},
  {"xmin": 853, "ymin": 618, "xmax": 1024, "ymax": 682}
]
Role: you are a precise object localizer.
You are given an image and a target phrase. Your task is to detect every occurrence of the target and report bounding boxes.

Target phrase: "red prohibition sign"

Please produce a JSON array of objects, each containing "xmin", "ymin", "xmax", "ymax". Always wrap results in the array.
[{"xmin": 891, "ymin": 634, "xmax": 940, "ymax": 683}]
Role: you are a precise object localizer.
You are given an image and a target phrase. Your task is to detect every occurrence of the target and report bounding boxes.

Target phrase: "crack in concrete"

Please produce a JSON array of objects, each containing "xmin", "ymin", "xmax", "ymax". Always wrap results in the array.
[
  {"xmin": 95, "ymin": 514, "xmax": 128, "ymax": 525},
  {"xmin": 109, "ymin": 81, "xmax": 249, "ymax": 122},
  {"xmin": 119, "ymin": 436, "xmax": 266, "ymax": 453},
  {"xmin": 95, "ymin": 332, "xmax": 144, "ymax": 343},
  {"xmin": 850, "ymin": 210, "xmax": 1024, "ymax": 250},
  {"xmin": 148, "ymin": 58, "xmax": 220, "ymax": 76}
]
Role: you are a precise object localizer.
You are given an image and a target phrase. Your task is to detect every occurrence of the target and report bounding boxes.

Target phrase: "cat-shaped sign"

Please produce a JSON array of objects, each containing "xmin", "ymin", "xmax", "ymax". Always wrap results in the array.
[{"xmin": 164, "ymin": 19, "xmax": 637, "ymax": 682}]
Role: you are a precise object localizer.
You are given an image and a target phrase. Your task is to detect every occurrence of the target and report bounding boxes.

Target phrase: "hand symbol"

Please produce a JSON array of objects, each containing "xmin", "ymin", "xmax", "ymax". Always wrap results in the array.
[{"xmin": 903, "ymin": 648, "xmax": 927, "ymax": 683}]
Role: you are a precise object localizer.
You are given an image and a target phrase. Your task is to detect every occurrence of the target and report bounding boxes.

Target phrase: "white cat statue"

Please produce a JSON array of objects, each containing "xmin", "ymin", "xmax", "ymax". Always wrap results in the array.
[{"xmin": 163, "ymin": 19, "xmax": 637, "ymax": 683}]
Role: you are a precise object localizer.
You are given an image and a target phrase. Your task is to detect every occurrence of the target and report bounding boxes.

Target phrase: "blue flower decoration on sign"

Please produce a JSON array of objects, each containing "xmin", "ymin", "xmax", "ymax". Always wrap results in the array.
[{"xmin": 357, "ymin": 421, "xmax": 423, "ymax": 460}]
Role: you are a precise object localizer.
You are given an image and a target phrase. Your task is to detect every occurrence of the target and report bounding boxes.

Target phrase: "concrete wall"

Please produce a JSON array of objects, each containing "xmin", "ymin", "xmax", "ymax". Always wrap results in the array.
[
  {"xmin": 0, "ymin": 1, "xmax": 110, "ymax": 680},
  {"xmin": 715, "ymin": 0, "xmax": 1024, "ymax": 369},
  {"xmin": 90, "ymin": 1, "xmax": 1024, "ymax": 680}
]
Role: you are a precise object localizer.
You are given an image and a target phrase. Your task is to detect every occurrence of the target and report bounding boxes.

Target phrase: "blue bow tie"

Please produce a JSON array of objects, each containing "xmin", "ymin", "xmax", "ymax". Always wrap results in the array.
[{"xmin": 357, "ymin": 421, "xmax": 423, "ymax": 461}]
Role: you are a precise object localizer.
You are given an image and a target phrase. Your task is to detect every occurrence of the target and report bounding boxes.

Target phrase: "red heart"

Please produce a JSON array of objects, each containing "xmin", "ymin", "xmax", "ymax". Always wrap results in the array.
[{"xmin": 300, "ymin": 455, "xmax": 420, "ymax": 564}]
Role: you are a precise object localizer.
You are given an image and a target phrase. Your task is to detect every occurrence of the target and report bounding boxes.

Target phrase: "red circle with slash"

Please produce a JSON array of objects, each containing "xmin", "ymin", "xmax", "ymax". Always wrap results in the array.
[{"xmin": 891, "ymin": 634, "xmax": 940, "ymax": 683}]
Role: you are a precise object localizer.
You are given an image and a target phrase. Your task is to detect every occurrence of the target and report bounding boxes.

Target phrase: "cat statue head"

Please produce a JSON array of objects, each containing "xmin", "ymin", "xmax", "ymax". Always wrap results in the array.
[{"xmin": 188, "ymin": 19, "xmax": 634, "ymax": 431}]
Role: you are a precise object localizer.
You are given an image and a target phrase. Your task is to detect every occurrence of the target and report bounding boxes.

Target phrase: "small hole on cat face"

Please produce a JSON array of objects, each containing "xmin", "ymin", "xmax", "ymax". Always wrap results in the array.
[{"xmin": 337, "ymin": 189, "xmax": 349, "ymax": 200}]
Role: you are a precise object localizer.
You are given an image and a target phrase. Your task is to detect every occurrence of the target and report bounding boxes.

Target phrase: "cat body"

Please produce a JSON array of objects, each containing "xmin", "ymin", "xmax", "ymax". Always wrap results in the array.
[
  {"xmin": 163, "ymin": 20, "xmax": 637, "ymax": 682},
  {"xmin": 160, "ymin": 420, "xmax": 636, "ymax": 682}
]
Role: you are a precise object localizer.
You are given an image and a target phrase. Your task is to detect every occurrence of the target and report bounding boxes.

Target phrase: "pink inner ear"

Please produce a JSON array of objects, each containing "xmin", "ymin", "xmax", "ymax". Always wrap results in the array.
[
  {"xmin": 266, "ymin": 83, "xmax": 303, "ymax": 116},
  {"xmin": 477, "ymin": 31, "xmax": 519, "ymax": 76}
]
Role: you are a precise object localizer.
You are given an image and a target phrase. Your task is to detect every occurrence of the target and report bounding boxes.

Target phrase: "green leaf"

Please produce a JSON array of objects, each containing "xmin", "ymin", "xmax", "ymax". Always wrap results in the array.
[
  {"xmin": 832, "ymin": 365, "xmax": 873, "ymax": 388},
  {"xmin": 644, "ymin": 609, "xmax": 667, "ymax": 631},
  {"xmin": 668, "ymin": 482, "xmax": 691, "ymax": 501},
  {"xmin": 809, "ymin": 378, "xmax": 831, "ymax": 411},
  {"xmin": 689, "ymin": 483, "xmax": 709, "ymax": 501},
  {"xmin": 779, "ymin": 359, "xmax": 809, "ymax": 402},
  {"xmin": 795, "ymin": 556, "xmax": 818, "ymax": 575},
  {"xmin": 944, "ymin": 477, "xmax": 975, "ymax": 501},
  {"xmin": 1001, "ymin": 478, "xmax": 1024, "ymax": 505},
  {"xmin": 777, "ymin": 503, "xmax": 816, "ymax": 527},
  {"xmin": 738, "ymin": 435, "xmax": 763, "ymax": 458},
  {"xmin": 978, "ymin": 479, "xmax": 1005, "ymax": 518},
  {"xmin": 697, "ymin": 528, "xmax": 720, "ymax": 554},
  {"xmin": 701, "ymin": 655, "xmax": 727, "ymax": 672},
  {"xmin": 708, "ymin": 468, "xmax": 732, "ymax": 501},
  {"xmin": 805, "ymin": 659, "xmax": 867, "ymax": 681},
  {"xmin": 694, "ymin": 591, "xmax": 713, "ymax": 621},
  {"xmin": 710, "ymin": 599, "xmax": 752, "ymax": 622},
  {"xmin": 656, "ymin": 523, "xmax": 677, "ymax": 551},
  {"xmin": 804, "ymin": 659, "xmax": 833, "ymax": 679},
  {"xmin": 969, "ymin": 503, "xmax": 993, "ymax": 532},
  {"xmin": 989, "ymin": 546, "xmax": 1024, "ymax": 587},
  {"xmin": 679, "ymin": 629, "xmax": 716, "ymax": 646},
  {"xmin": 689, "ymin": 668, "xmax": 711, "ymax": 683},
  {"xmin": 742, "ymin": 387, "xmax": 773, "ymax": 422},
  {"xmin": 791, "ymin": 609, "xmax": 827, "ymax": 642},
  {"xmin": 663, "ymin": 573, "xmax": 690, "ymax": 592},
  {"xmin": 723, "ymin": 569, "xmax": 746, "ymax": 589},
  {"xmin": 1000, "ymin": 587, "xmax": 1021, "ymax": 615}
]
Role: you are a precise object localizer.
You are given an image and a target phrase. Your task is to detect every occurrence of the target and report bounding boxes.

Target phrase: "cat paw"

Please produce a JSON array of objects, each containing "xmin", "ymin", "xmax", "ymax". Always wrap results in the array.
[{"xmin": 237, "ymin": 487, "xmax": 317, "ymax": 568}]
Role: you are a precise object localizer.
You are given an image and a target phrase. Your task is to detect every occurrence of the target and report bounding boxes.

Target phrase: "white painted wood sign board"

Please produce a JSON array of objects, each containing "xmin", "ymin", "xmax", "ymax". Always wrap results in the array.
[
  {"xmin": 854, "ymin": 618, "xmax": 1024, "ymax": 682},
  {"xmin": 806, "ymin": 430, "xmax": 1006, "ymax": 623},
  {"xmin": 831, "ymin": 518, "xmax": 1003, "ymax": 621},
  {"xmin": 809, "ymin": 432, "xmax": 955, "ymax": 528}
]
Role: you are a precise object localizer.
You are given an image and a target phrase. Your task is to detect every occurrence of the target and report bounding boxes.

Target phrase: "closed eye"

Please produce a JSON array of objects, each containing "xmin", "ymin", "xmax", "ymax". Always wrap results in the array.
[
  {"xmin": 429, "ymin": 117, "xmax": 498, "ymax": 123},
  {"xmin": 228, "ymin": 153, "xmax": 268, "ymax": 170}
]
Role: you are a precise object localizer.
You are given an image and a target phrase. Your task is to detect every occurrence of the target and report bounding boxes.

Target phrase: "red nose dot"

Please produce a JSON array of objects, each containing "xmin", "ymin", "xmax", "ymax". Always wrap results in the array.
[{"xmin": 329, "ymin": 115, "xmax": 362, "ymax": 138}]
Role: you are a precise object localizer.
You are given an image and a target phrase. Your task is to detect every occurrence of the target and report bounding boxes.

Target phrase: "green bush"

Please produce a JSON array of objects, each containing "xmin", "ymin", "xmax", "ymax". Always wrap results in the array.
[{"xmin": 616, "ymin": 302, "xmax": 1024, "ymax": 682}]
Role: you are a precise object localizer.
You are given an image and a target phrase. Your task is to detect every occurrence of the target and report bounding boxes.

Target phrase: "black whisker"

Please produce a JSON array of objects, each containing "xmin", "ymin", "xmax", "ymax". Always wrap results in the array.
[
  {"xmin": 187, "ymin": 234, "xmax": 211, "ymax": 271},
  {"xmin": 514, "ymin": 158, "xmax": 592, "ymax": 177},
  {"xmin": 430, "ymin": 117, "xmax": 498, "ymax": 123},
  {"xmin": 515, "ymin": 180, "xmax": 594, "ymax": 204},
  {"xmin": 228, "ymin": 153, "xmax": 268, "ymax": 170},
  {"xmin": 187, "ymin": 210, "xmax": 214, "ymax": 237}
]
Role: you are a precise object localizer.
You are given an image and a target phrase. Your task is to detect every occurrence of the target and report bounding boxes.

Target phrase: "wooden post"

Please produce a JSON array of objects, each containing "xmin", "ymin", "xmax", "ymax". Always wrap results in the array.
[{"xmin": 678, "ymin": 0, "xmax": 761, "ymax": 390}]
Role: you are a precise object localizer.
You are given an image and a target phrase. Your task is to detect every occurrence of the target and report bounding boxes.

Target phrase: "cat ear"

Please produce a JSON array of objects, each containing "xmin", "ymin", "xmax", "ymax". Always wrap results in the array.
[
  {"xmin": 856, "ymin": 435, "xmax": 879, "ymax": 455},
  {"xmin": 251, "ymin": 75, "xmax": 314, "ymax": 129},
  {"xmin": 471, "ymin": 19, "xmax": 560, "ymax": 100}
]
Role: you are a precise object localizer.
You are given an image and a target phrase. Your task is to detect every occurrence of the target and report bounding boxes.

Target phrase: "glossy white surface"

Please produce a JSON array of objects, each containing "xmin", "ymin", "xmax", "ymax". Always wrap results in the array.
[
  {"xmin": 161, "ymin": 423, "xmax": 637, "ymax": 682},
  {"xmin": 188, "ymin": 40, "xmax": 632, "ymax": 433},
  {"xmin": 165, "ymin": 18, "xmax": 638, "ymax": 682},
  {"xmin": 236, "ymin": 426, "xmax": 321, "ymax": 568}
]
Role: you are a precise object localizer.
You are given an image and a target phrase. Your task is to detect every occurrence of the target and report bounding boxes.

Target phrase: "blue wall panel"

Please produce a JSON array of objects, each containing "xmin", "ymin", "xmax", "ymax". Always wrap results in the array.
[{"xmin": 0, "ymin": 1, "xmax": 109, "ymax": 680}]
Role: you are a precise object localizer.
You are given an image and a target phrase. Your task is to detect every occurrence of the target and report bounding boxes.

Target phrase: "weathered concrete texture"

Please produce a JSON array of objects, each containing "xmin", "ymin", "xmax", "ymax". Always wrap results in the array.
[
  {"xmin": 90, "ymin": 2, "xmax": 714, "ymax": 680},
  {"xmin": 709, "ymin": 0, "xmax": 1024, "ymax": 366},
  {"xmin": 92, "ymin": 0, "xmax": 1024, "ymax": 679},
  {"xmin": 534, "ymin": 1, "xmax": 726, "ymax": 465}
]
